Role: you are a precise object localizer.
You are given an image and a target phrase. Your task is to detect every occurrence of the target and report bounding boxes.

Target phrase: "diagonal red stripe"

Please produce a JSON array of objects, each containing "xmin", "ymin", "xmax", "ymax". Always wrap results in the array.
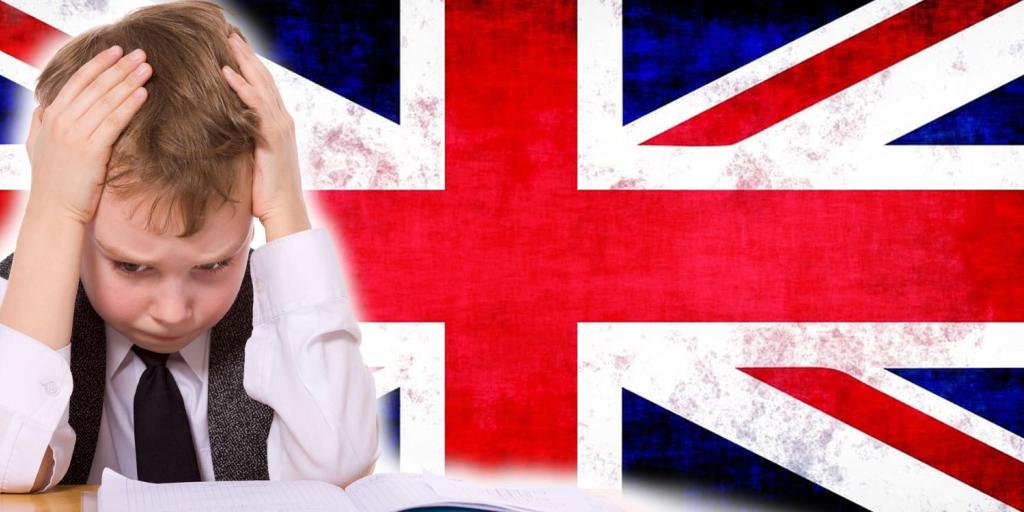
[
  {"xmin": 0, "ymin": 2, "xmax": 70, "ymax": 68},
  {"xmin": 741, "ymin": 367, "xmax": 1024, "ymax": 509},
  {"xmin": 644, "ymin": 0, "xmax": 1021, "ymax": 146}
]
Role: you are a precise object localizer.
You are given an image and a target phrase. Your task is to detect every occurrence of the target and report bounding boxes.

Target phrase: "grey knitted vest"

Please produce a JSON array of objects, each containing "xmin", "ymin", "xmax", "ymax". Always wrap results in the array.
[{"xmin": 0, "ymin": 250, "xmax": 274, "ymax": 483}]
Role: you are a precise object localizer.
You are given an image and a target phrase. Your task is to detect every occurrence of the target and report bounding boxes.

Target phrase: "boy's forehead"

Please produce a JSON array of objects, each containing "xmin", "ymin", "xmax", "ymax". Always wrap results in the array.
[{"xmin": 91, "ymin": 190, "xmax": 252, "ymax": 261}]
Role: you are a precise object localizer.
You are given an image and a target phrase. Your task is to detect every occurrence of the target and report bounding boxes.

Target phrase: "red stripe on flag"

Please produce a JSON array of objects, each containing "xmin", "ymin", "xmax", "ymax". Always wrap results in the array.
[
  {"xmin": 0, "ymin": 3, "xmax": 69, "ymax": 68},
  {"xmin": 0, "ymin": 192, "xmax": 22, "ymax": 235},
  {"xmin": 741, "ymin": 367, "xmax": 1024, "ymax": 508},
  {"xmin": 644, "ymin": 0, "xmax": 1021, "ymax": 146}
]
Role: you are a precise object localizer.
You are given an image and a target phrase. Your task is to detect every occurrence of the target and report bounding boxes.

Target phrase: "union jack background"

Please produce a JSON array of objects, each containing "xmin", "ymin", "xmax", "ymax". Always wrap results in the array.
[{"xmin": 1, "ymin": 1, "xmax": 1023, "ymax": 510}]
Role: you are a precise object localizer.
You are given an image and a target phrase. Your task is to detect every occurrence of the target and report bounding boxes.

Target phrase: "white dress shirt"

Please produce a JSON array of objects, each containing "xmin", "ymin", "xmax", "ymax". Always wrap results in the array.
[{"xmin": 0, "ymin": 227, "xmax": 381, "ymax": 493}]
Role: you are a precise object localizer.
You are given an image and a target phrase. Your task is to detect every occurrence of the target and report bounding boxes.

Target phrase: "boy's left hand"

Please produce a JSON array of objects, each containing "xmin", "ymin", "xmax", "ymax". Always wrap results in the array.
[{"xmin": 221, "ymin": 32, "xmax": 310, "ymax": 241}]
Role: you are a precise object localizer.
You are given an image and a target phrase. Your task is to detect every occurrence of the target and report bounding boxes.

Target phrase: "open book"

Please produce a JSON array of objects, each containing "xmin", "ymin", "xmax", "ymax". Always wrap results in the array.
[{"xmin": 96, "ymin": 468, "xmax": 622, "ymax": 512}]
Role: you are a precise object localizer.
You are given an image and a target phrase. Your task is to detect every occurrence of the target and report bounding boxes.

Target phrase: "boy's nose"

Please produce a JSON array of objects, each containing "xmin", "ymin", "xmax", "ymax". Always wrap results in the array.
[{"xmin": 150, "ymin": 293, "xmax": 192, "ymax": 326}]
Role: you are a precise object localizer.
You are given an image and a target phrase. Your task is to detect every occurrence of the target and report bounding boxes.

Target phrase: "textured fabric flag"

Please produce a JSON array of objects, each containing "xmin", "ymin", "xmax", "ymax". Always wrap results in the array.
[{"xmin": 2, "ymin": 1, "xmax": 1024, "ymax": 510}]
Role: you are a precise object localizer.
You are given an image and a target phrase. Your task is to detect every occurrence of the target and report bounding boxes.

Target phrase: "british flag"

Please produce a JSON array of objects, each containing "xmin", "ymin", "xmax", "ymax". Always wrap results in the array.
[{"xmin": 2, "ymin": 1, "xmax": 1024, "ymax": 510}]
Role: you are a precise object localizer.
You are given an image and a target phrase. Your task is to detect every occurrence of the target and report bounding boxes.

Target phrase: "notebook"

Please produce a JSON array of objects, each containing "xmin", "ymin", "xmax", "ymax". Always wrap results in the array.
[{"xmin": 95, "ymin": 468, "xmax": 622, "ymax": 512}]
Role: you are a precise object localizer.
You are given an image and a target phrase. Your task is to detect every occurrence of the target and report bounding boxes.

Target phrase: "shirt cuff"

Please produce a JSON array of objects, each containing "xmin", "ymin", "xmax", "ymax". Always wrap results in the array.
[
  {"xmin": 0, "ymin": 324, "xmax": 72, "ymax": 420},
  {"xmin": 0, "ymin": 324, "xmax": 73, "ymax": 492},
  {"xmin": 250, "ymin": 227, "xmax": 352, "ymax": 326}
]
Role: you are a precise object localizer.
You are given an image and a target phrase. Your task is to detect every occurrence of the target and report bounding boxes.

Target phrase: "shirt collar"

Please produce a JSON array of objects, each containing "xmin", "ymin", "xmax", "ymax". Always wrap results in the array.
[{"xmin": 106, "ymin": 325, "xmax": 209, "ymax": 382}]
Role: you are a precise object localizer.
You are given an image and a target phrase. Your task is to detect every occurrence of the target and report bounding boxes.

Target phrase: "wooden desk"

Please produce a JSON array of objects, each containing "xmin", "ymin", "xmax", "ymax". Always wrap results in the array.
[{"xmin": 0, "ymin": 485, "xmax": 97, "ymax": 511}]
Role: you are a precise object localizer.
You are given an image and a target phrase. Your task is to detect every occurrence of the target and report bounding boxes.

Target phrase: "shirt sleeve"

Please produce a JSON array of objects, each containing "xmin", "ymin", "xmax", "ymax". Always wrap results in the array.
[
  {"xmin": 0, "ymin": 277, "xmax": 76, "ymax": 493},
  {"xmin": 243, "ymin": 228, "xmax": 381, "ymax": 487}
]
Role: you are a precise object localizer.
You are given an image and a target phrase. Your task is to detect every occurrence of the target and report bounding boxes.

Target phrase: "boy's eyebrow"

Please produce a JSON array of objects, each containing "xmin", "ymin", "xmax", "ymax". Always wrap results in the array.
[{"xmin": 94, "ymin": 233, "xmax": 250, "ymax": 266}]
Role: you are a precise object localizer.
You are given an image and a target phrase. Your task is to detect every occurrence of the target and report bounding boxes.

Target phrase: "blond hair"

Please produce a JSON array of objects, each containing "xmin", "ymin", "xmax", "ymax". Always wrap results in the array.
[{"xmin": 33, "ymin": 0, "xmax": 264, "ymax": 237}]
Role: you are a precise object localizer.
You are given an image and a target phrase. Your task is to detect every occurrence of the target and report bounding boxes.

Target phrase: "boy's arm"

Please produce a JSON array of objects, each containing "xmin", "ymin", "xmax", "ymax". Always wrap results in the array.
[
  {"xmin": 243, "ymin": 227, "xmax": 381, "ymax": 488},
  {"xmin": 0, "ymin": 275, "xmax": 77, "ymax": 493},
  {"xmin": 3, "ymin": 44, "xmax": 150, "ymax": 350},
  {"xmin": 0, "ymin": 200, "xmax": 82, "ymax": 493},
  {"xmin": 222, "ymin": 31, "xmax": 378, "ymax": 485},
  {"xmin": 0, "ymin": 209, "xmax": 85, "ymax": 350},
  {"xmin": 0, "ymin": 42, "xmax": 151, "ymax": 494}
]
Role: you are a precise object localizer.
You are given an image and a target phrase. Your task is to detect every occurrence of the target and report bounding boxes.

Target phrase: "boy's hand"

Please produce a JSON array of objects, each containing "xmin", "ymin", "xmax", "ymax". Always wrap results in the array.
[
  {"xmin": 221, "ymin": 33, "xmax": 310, "ymax": 241},
  {"xmin": 25, "ymin": 45, "xmax": 151, "ymax": 224}
]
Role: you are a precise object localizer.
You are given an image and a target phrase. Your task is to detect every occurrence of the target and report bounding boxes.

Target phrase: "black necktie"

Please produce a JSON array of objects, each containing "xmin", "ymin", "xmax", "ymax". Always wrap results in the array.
[{"xmin": 131, "ymin": 344, "xmax": 202, "ymax": 483}]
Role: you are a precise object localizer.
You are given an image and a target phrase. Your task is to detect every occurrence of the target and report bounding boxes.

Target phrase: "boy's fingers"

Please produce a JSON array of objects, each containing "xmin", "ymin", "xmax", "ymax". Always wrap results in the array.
[
  {"xmin": 47, "ymin": 45, "xmax": 123, "ymax": 114},
  {"xmin": 238, "ymin": 36, "xmax": 275, "ymax": 89},
  {"xmin": 228, "ymin": 34, "xmax": 272, "ymax": 94},
  {"xmin": 79, "ymin": 61, "xmax": 151, "ymax": 138},
  {"xmin": 90, "ymin": 87, "xmax": 147, "ymax": 148},
  {"xmin": 222, "ymin": 66, "xmax": 260, "ymax": 108},
  {"xmin": 227, "ymin": 35, "xmax": 288, "ymax": 114},
  {"xmin": 64, "ymin": 48, "xmax": 148, "ymax": 125}
]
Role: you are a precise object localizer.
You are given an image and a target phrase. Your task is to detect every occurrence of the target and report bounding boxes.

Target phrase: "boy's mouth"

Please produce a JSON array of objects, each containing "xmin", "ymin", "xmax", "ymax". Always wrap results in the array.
[{"xmin": 143, "ymin": 331, "xmax": 188, "ymax": 342}]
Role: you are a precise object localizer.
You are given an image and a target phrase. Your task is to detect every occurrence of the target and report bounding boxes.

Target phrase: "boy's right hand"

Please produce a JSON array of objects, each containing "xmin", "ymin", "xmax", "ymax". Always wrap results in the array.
[{"xmin": 24, "ymin": 45, "xmax": 151, "ymax": 225}]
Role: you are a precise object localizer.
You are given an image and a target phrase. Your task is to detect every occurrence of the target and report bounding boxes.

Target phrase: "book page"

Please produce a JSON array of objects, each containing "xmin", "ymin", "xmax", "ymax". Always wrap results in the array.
[
  {"xmin": 97, "ymin": 468, "xmax": 358, "ymax": 512},
  {"xmin": 345, "ymin": 472, "xmax": 622, "ymax": 512},
  {"xmin": 424, "ymin": 474, "xmax": 622, "ymax": 512},
  {"xmin": 346, "ymin": 473, "xmax": 459, "ymax": 512}
]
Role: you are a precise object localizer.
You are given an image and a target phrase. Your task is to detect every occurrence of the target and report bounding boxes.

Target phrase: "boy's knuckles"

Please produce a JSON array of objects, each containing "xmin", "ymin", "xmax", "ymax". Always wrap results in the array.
[
  {"xmin": 117, "ymin": 56, "xmax": 141, "ymax": 72},
  {"xmin": 91, "ymin": 62, "xmax": 132, "ymax": 93},
  {"xmin": 98, "ymin": 93, "xmax": 121, "ymax": 110},
  {"xmin": 89, "ymin": 75, "xmax": 119, "ymax": 96},
  {"xmin": 53, "ymin": 123, "xmax": 77, "ymax": 143},
  {"xmin": 105, "ymin": 83, "xmax": 135, "ymax": 105},
  {"xmin": 56, "ymin": 112, "xmax": 78, "ymax": 128},
  {"xmin": 45, "ymin": 111, "xmax": 65, "ymax": 127},
  {"xmin": 97, "ymin": 117, "xmax": 123, "ymax": 134},
  {"xmin": 55, "ymin": 124, "xmax": 79, "ymax": 142},
  {"xmin": 60, "ymin": 132, "xmax": 92, "ymax": 152}
]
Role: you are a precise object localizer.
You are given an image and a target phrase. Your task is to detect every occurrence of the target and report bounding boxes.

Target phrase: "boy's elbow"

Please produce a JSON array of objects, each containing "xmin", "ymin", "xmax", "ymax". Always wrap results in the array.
[
  {"xmin": 339, "ymin": 457, "xmax": 377, "ymax": 489},
  {"xmin": 336, "ymin": 440, "xmax": 380, "ymax": 488},
  {"xmin": 335, "ymin": 427, "xmax": 381, "ymax": 488},
  {"xmin": 356, "ymin": 459, "xmax": 377, "ymax": 482},
  {"xmin": 284, "ymin": 431, "xmax": 379, "ymax": 488}
]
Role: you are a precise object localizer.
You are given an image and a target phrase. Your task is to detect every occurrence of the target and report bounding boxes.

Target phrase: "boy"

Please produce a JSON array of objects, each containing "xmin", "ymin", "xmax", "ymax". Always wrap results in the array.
[{"xmin": 0, "ymin": 0, "xmax": 380, "ymax": 492}]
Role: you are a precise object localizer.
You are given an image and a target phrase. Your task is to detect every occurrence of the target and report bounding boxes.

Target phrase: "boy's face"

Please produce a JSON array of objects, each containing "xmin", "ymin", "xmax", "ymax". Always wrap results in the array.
[{"xmin": 80, "ymin": 181, "xmax": 254, "ymax": 354}]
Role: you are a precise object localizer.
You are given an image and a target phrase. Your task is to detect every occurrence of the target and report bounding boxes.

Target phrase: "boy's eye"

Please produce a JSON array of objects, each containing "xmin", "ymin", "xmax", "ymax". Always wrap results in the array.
[
  {"xmin": 196, "ymin": 260, "xmax": 232, "ymax": 273},
  {"xmin": 114, "ymin": 261, "xmax": 146, "ymax": 274},
  {"xmin": 113, "ymin": 258, "xmax": 233, "ymax": 275}
]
